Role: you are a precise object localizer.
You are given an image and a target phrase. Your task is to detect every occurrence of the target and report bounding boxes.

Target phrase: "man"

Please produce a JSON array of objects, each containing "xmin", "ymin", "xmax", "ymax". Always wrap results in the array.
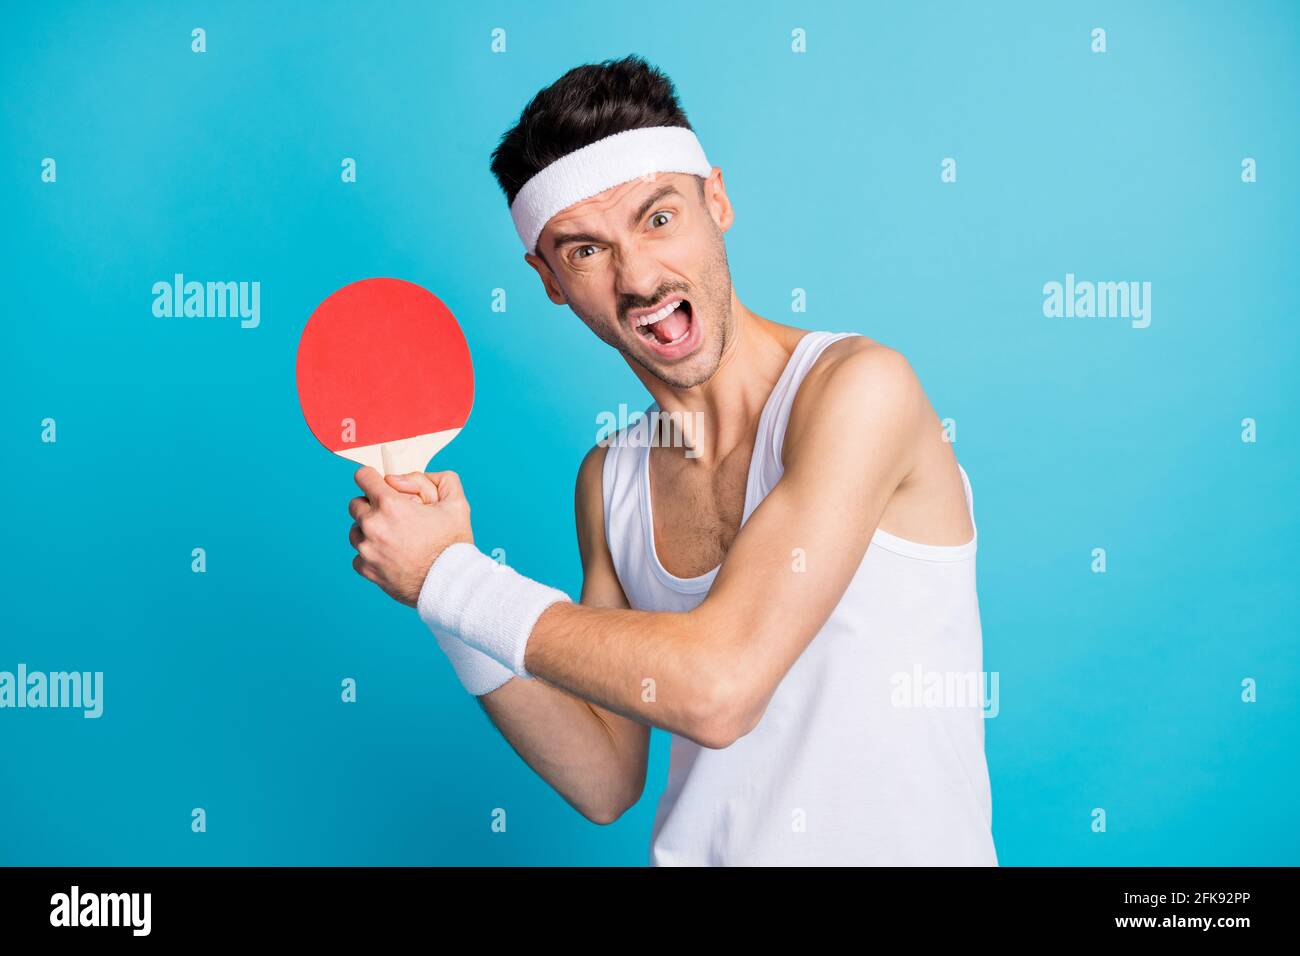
[{"xmin": 347, "ymin": 55, "xmax": 997, "ymax": 866}]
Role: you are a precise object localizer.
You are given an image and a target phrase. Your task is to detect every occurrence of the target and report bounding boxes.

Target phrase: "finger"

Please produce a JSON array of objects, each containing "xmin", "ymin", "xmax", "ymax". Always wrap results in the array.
[
  {"xmin": 348, "ymin": 496, "xmax": 373, "ymax": 521},
  {"xmin": 386, "ymin": 472, "xmax": 437, "ymax": 504},
  {"xmin": 348, "ymin": 522, "xmax": 363, "ymax": 551},
  {"xmin": 352, "ymin": 554, "xmax": 377, "ymax": 582},
  {"xmin": 353, "ymin": 465, "xmax": 397, "ymax": 504},
  {"xmin": 386, "ymin": 481, "xmax": 431, "ymax": 504},
  {"xmin": 425, "ymin": 470, "xmax": 464, "ymax": 503}
]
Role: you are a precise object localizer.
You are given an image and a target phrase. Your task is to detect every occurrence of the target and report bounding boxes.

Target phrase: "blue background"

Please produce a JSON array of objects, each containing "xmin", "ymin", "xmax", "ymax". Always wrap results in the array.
[{"xmin": 2, "ymin": 0, "xmax": 1296, "ymax": 865}]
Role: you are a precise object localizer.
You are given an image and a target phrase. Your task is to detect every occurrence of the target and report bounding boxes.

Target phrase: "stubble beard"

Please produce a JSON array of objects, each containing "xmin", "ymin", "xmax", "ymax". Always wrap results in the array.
[{"xmin": 572, "ymin": 230, "xmax": 734, "ymax": 390}]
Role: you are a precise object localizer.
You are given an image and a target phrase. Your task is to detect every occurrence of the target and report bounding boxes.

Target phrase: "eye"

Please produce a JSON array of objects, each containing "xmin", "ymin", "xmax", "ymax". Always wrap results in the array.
[
  {"xmin": 572, "ymin": 244, "xmax": 599, "ymax": 261},
  {"xmin": 650, "ymin": 210, "xmax": 674, "ymax": 228}
]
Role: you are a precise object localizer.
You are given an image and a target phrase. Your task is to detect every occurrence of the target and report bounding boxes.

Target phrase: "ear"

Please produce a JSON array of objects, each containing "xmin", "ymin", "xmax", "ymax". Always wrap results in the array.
[
  {"xmin": 701, "ymin": 167, "xmax": 734, "ymax": 234},
  {"xmin": 524, "ymin": 250, "xmax": 568, "ymax": 305}
]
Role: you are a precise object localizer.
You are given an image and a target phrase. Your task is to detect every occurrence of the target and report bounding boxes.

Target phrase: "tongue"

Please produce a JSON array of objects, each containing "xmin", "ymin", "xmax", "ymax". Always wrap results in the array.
[{"xmin": 651, "ymin": 304, "xmax": 689, "ymax": 344}]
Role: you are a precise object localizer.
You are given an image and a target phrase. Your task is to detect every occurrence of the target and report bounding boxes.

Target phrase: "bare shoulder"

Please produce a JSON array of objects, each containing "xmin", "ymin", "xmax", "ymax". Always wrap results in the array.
[
  {"xmin": 573, "ymin": 441, "xmax": 630, "ymax": 606},
  {"xmin": 573, "ymin": 442, "xmax": 614, "ymax": 573},
  {"xmin": 790, "ymin": 336, "xmax": 925, "ymax": 432},
  {"xmin": 816, "ymin": 334, "xmax": 915, "ymax": 381},
  {"xmin": 780, "ymin": 335, "xmax": 930, "ymax": 490},
  {"xmin": 574, "ymin": 442, "xmax": 609, "ymax": 517}
]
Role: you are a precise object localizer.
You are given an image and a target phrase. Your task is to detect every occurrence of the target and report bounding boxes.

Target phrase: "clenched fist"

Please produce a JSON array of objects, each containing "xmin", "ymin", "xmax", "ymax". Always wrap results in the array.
[{"xmin": 347, "ymin": 466, "xmax": 475, "ymax": 606}]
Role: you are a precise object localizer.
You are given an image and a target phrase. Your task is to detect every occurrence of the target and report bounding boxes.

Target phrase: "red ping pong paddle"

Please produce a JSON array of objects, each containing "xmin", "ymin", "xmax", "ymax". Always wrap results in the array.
[{"xmin": 296, "ymin": 277, "xmax": 473, "ymax": 477}]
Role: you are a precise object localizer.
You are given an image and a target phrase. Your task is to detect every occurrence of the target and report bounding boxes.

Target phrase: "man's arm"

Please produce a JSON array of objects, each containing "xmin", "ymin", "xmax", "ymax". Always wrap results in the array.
[
  {"xmin": 356, "ymin": 453, "xmax": 649, "ymax": 824},
  {"xmin": 522, "ymin": 341, "xmax": 925, "ymax": 748},
  {"xmin": 472, "ymin": 445, "xmax": 649, "ymax": 823}
]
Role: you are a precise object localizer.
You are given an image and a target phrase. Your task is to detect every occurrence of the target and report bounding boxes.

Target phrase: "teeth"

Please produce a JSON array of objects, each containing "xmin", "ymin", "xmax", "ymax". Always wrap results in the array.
[{"xmin": 635, "ymin": 300, "xmax": 684, "ymax": 328}]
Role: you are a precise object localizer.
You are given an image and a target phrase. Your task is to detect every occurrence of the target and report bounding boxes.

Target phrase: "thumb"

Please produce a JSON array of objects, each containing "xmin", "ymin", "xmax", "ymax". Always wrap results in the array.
[
  {"xmin": 425, "ymin": 470, "xmax": 465, "ymax": 504},
  {"xmin": 353, "ymin": 465, "xmax": 400, "ymax": 505},
  {"xmin": 386, "ymin": 472, "xmax": 437, "ymax": 504}
]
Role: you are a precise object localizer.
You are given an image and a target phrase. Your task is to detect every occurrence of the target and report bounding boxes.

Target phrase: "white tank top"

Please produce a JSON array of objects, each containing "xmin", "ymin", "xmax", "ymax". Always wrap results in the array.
[{"xmin": 601, "ymin": 331, "xmax": 998, "ymax": 866}]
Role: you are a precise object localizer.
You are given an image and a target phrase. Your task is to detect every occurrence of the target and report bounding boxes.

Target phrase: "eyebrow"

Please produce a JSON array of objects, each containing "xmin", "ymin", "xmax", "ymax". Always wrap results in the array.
[{"xmin": 548, "ymin": 183, "xmax": 684, "ymax": 254}]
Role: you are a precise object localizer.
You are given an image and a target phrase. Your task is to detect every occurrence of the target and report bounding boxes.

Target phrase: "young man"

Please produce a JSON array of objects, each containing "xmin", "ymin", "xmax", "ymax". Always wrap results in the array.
[{"xmin": 347, "ymin": 55, "xmax": 997, "ymax": 866}]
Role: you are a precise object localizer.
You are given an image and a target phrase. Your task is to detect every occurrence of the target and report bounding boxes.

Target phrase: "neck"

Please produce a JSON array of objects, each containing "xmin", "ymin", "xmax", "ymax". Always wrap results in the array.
[{"xmin": 628, "ymin": 292, "xmax": 805, "ymax": 467}]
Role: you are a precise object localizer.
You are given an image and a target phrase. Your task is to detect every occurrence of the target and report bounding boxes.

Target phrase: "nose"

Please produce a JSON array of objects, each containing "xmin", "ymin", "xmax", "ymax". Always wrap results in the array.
[{"xmin": 614, "ymin": 244, "xmax": 672, "ymax": 319}]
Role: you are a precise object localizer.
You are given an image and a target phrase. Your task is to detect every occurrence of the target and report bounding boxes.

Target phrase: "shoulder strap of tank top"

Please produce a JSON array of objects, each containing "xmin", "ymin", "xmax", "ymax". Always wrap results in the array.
[
  {"xmin": 600, "ymin": 405, "xmax": 655, "ymax": 561},
  {"xmin": 746, "ymin": 331, "xmax": 862, "ymax": 514}
]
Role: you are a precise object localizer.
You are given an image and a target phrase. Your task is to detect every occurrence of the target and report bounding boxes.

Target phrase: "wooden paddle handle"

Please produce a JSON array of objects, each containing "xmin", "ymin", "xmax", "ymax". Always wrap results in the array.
[{"xmin": 376, "ymin": 449, "xmax": 436, "ymax": 505}]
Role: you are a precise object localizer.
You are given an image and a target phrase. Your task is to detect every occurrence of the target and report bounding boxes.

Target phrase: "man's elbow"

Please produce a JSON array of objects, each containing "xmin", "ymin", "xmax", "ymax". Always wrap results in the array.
[
  {"xmin": 582, "ymin": 789, "xmax": 640, "ymax": 826},
  {"xmin": 685, "ymin": 665, "xmax": 764, "ymax": 751},
  {"xmin": 583, "ymin": 804, "xmax": 623, "ymax": 826},
  {"xmin": 579, "ymin": 767, "xmax": 648, "ymax": 825}
]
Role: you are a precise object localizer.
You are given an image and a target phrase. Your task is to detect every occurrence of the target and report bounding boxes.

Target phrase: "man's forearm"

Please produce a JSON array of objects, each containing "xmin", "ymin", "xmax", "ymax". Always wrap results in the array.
[
  {"xmin": 523, "ymin": 601, "xmax": 740, "ymax": 749},
  {"xmin": 474, "ymin": 674, "xmax": 646, "ymax": 824},
  {"xmin": 417, "ymin": 542, "xmax": 749, "ymax": 748}
]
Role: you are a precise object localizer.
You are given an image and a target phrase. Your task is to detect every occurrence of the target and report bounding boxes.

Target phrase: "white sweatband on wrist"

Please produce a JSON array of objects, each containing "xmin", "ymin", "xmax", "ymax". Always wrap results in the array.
[
  {"xmin": 417, "ymin": 542, "xmax": 571, "ymax": 678},
  {"xmin": 509, "ymin": 125, "xmax": 713, "ymax": 255},
  {"xmin": 431, "ymin": 628, "xmax": 518, "ymax": 697}
]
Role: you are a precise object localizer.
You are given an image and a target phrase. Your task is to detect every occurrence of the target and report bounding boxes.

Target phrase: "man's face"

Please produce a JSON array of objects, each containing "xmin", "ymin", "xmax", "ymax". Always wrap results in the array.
[{"xmin": 527, "ymin": 170, "xmax": 734, "ymax": 389}]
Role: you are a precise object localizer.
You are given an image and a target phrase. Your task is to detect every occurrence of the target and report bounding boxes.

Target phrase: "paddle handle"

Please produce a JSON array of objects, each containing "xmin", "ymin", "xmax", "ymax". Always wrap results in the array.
[{"xmin": 376, "ymin": 443, "xmax": 434, "ymax": 504}]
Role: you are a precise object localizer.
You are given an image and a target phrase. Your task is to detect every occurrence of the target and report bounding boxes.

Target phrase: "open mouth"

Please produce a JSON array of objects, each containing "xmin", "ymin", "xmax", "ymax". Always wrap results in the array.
[{"xmin": 632, "ymin": 298, "xmax": 695, "ymax": 351}]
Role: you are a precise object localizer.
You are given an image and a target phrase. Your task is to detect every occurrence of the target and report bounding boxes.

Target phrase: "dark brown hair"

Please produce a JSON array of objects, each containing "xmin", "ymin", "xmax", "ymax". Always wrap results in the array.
[{"xmin": 490, "ymin": 55, "xmax": 697, "ymax": 208}]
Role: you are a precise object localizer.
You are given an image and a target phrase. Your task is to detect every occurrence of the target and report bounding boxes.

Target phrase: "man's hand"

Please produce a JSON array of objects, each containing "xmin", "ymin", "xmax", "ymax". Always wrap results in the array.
[{"xmin": 347, "ymin": 466, "xmax": 475, "ymax": 606}]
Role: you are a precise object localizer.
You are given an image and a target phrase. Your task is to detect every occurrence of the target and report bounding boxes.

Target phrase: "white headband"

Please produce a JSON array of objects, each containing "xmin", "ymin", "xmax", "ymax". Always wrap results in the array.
[{"xmin": 509, "ymin": 125, "xmax": 713, "ymax": 255}]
